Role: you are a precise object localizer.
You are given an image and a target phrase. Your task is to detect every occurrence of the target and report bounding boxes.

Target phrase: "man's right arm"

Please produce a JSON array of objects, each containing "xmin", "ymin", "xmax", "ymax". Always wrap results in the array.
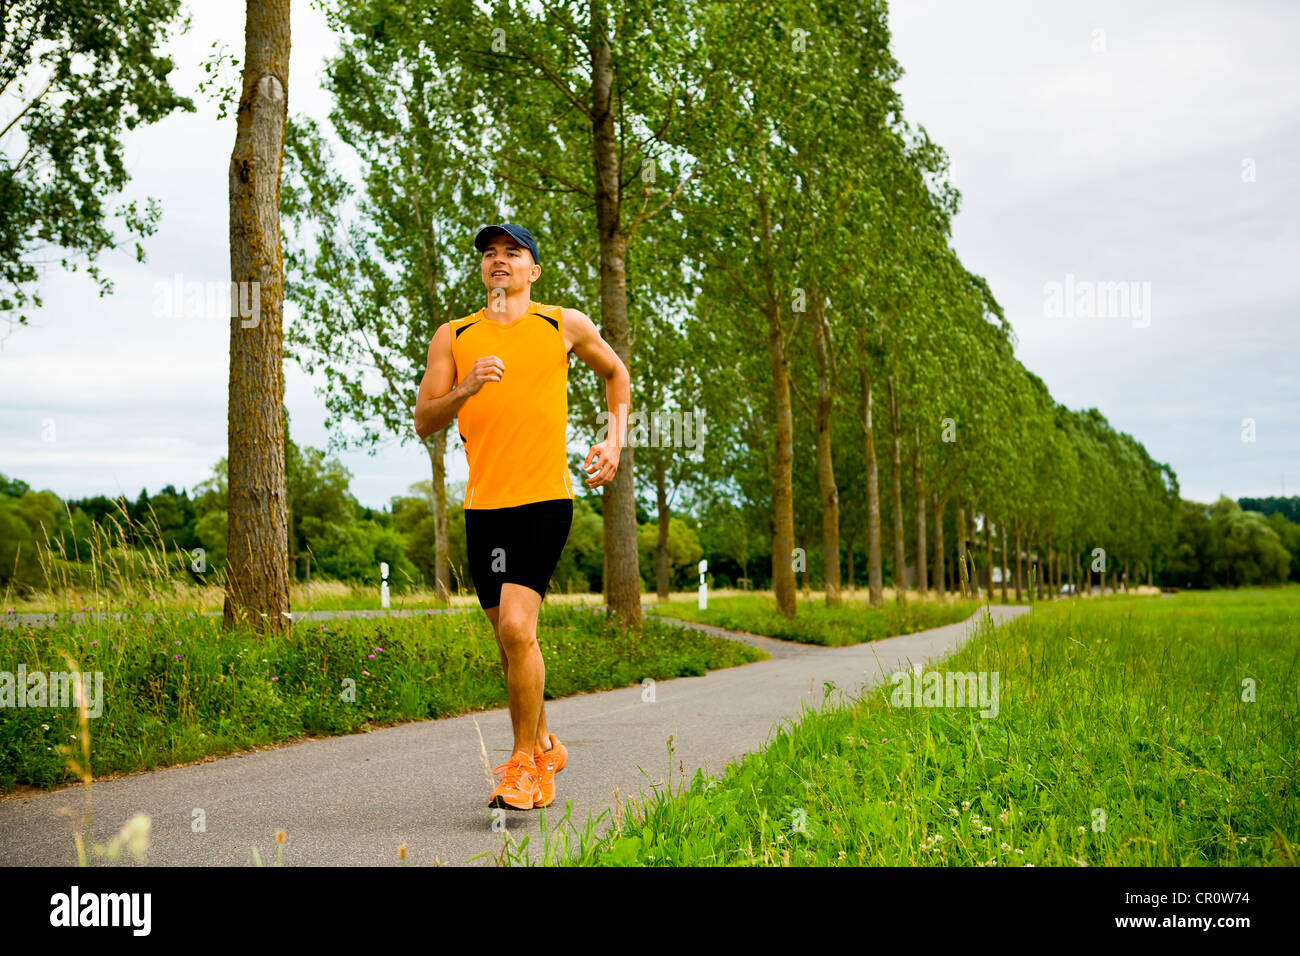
[
  {"xmin": 415, "ymin": 325, "xmax": 503, "ymax": 439},
  {"xmin": 414, "ymin": 323, "xmax": 469, "ymax": 440}
]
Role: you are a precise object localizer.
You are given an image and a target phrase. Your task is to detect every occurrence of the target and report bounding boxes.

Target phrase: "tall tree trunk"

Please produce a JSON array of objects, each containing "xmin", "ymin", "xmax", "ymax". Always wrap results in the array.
[
  {"xmin": 286, "ymin": 494, "xmax": 295, "ymax": 581},
  {"xmin": 1045, "ymin": 538, "xmax": 1055, "ymax": 598},
  {"xmin": 967, "ymin": 507, "xmax": 976, "ymax": 597},
  {"xmin": 405, "ymin": 92, "xmax": 451, "ymax": 607},
  {"xmin": 932, "ymin": 493, "xmax": 945, "ymax": 596},
  {"xmin": 860, "ymin": 364, "xmax": 882, "ymax": 607},
  {"xmin": 225, "ymin": 0, "xmax": 291, "ymax": 635},
  {"xmin": 887, "ymin": 377, "xmax": 907, "ymax": 598},
  {"xmin": 1028, "ymin": 544, "xmax": 1034, "ymax": 599},
  {"xmin": 1001, "ymin": 523, "xmax": 1008, "ymax": 604},
  {"xmin": 590, "ymin": 10, "xmax": 641, "ymax": 630},
  {"xmin": 1034, "ymin": 538, "xmax": 1045, "ymax": 598},
  {"xmin": 1014, "ymin": 531, "xmax": 1023, "ymax": 602},
  {"xmin": 767, "ymin": 351, "xmax": 796, "ymax": 615},
  {"xmin": 425, "ymin": 434, "xmax": 450, "ymax": 602},
  {"xmin": 913, "ymin": 436, "xmax": 928, "ymax": 595},
  {"xmin": 812, "ymin": 291, "xmax": 841, "ymax": 607},
  {"xmin": 955, "ymin": 497, "xmax": 967, "ymax": 597},
  {"xmin": 758, "ymin": 191, "xmax": 797, "ymax": 618},
  {"xmin": 654, "ymin": 453, "xmax": 670, "ymax": 601},
  {"xmin": 845, "ymin": 531, "xmax": 855, "ymax": 592},
  {"xmin": 1068, "ymin": 542, "xmax": 1076, "ymax": 598},
  {"xmin": 985, "ymin": 515, "xmax": 994, "ymax": 602}
]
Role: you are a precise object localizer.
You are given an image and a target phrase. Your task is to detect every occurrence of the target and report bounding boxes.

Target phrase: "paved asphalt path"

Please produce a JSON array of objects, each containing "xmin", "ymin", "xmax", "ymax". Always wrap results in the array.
[{"xmin": 0, "ymin": 603, "xmax": 1029, "ymax": 866}]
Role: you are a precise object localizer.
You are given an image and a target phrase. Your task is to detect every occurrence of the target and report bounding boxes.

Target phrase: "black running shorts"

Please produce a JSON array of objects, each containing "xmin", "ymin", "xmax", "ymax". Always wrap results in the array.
[{"xmin": 464, "ymin": 498, "xmax": 574, "ymax": 610}]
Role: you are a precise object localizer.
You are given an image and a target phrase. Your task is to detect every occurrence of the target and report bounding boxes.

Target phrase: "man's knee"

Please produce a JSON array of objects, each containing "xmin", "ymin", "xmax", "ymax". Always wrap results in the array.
[{"xmin": 496, "ymin": 613, "xmax": 538, "ymax": 650}]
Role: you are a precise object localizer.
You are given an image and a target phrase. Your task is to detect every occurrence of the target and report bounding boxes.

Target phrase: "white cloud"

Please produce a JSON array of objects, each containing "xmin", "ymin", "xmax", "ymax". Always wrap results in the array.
[{"xmin": 890, "ymin": 0, "xmax": 1300, "ymax": 503}]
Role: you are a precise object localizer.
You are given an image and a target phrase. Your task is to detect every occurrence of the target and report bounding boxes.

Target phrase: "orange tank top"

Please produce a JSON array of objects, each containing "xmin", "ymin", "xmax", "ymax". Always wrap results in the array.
[{"xmin": 450, "ymin": 300, "xmax": 574, "ymax": 509}]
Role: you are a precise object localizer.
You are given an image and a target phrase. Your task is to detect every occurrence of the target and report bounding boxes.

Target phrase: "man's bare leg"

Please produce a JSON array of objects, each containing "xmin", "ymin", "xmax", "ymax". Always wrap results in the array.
[
  {"xmin": 484, "ymin": 584, "xmax": 551, "ymax": 754},
  {"xmin": 484, "ymin": 605, "xmax": 553, "ymax": 750}
]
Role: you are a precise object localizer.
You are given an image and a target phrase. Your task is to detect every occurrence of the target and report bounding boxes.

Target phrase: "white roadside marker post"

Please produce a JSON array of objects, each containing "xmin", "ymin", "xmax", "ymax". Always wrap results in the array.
[
  {"xmin": 380, "ymin": 561, "xmax": 391, "ymax": 609},
  {"xmin": 698, "ymin": 558, "xmax": 708, "ymax": 610}
]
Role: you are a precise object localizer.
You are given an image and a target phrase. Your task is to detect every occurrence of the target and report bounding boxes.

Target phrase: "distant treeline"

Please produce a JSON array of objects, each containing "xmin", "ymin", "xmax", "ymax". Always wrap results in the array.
[
  {"xmin": 1169, "ymin": 496, "xmax": 1300, "ymax": 589},
  {"xmin": 2, "ymin": 451, "xmax": 1296, "ymax": 597},
  {"xmin": 1238, "ymin": 496, "xmax": 1300, "ymax": 524}
]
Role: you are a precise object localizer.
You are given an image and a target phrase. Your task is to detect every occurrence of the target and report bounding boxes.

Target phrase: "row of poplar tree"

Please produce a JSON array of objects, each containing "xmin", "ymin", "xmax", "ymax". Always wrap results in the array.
[
  {"xmin": 0, "ymin": 1, "xmax": 1182, "ymax": 630},
  {"xmin": 277, "ymin": 0, "xmax": 1180, "ymax": 626}
]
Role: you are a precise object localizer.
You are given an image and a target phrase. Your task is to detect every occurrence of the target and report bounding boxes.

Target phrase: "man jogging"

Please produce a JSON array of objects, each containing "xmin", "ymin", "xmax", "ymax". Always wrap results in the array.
[{"xmin": 413, "ymin": 223, "xmax": 631, "ymax": 811}]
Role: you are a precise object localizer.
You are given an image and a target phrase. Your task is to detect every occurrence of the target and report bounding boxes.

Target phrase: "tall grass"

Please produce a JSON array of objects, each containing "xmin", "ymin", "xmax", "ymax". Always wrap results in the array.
[
  {"xmin": 3, "ymin": 500, "xmax": 464, "ymax": 614},
  {"xmin": 4, "ymin": 496, "xmax": 222, "ymax": 615}
]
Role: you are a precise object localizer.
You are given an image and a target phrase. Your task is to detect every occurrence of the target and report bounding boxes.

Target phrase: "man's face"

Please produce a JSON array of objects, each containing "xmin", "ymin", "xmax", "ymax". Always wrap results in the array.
[{"xmin": 481, "ymin": 236, "xmax": 538, "ymax": 296}]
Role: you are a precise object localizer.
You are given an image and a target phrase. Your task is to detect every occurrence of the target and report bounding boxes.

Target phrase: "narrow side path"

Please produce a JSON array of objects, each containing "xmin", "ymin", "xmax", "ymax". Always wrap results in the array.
[
  {"xmin": 652, "ymin": 615, "xmax": 825, "ymax": 660},
  {"xmin": 0, "ymin": 603, "xmax": 1029, "ymax": 866}
]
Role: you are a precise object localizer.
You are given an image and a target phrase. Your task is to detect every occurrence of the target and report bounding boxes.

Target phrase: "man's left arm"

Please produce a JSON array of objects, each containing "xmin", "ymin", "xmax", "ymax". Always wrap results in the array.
[{"xmin": 564, "ymin": 307, "xmax": 631, "ymax": 489}]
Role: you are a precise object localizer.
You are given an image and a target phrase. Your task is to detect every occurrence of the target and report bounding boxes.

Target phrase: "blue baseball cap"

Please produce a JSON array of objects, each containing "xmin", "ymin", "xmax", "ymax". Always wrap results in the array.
[{"xmin": 474, "ymin": 223, "xmax": 539, "ymax": 265}]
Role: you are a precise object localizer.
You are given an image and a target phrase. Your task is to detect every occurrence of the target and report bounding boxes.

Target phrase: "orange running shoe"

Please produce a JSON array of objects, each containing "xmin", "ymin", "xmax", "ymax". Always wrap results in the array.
[
  {"xmin": 539, "ymin": 732, "xmax": 567, "ymax": 773},
  {"xmin": 532, "ymin": 743, "xmax": 557, "ymax": 808},
  {"xmin": 488, "ymin": 751, "xmax": 538, "ymax": 810}
]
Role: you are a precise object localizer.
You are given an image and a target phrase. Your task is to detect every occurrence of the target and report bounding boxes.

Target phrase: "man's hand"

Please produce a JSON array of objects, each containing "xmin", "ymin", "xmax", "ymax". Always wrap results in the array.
[
  {"xmin": 460, "ymin": 355, "xmax": 504, "ymax": 396},
  {"xmin": 565, "ymin": 306, "xmax": 630, "ymax": 492},
  {"xmin": 582, "ymin": 438, "xmax": 621, "ymax": 489},
  {"xmin": 413, "ymin": 323, "xmax": 505, "ymax": 440}
]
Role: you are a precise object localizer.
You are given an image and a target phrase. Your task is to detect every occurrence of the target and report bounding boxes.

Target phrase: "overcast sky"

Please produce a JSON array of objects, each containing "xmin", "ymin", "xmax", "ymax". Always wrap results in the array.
[{"xmin": 2, "ymin": 0, "xmax": 1296, "ymax": 509}]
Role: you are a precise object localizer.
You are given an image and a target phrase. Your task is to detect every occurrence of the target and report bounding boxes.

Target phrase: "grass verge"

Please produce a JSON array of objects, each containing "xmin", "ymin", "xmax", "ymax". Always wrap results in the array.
[
  {"xmin": 507, "ymin": 587, "xmax": 1299, "ymax": 866},
  {"xmin": 646, "ymin": 593, "xmax": 983, "ymax": 646}
]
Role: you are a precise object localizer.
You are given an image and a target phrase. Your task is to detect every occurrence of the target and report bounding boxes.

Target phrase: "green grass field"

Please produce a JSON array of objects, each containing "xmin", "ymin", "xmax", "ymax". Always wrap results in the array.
[
  {"xmin": 647, "ymin": 593, "xmax": 984, "ymax": 646},
  {"xmin": 0, "ymin": 604, "xmax": 765, "ymax": 792},
  {"xmin": 509, "ymin": 587, "xmax": 1299, "ymax": 866}
]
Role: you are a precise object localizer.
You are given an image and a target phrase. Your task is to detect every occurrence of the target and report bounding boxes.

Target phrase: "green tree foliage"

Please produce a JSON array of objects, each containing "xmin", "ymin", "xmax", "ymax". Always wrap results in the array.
[
  {"xmin": 553, "ymin": 496, "xmax": 605, "ymax": 595},
  {"xmin": 1, "ymin": 0, "xmax": 194, "ymax": 333},
  {"xmin": 1167, "ymin": 497, "xmax": 1292, "ymax": 588},
  {"xmin": 1264, "ymin": 512, "xmax": 1300, "ymax": 582},
  {"xmin": 1239, "ymin": 495, "xmax": 1300, "ymax": 524},
  {"xmin": 1207, "ymin": 497, "xmax": 1291, "ymax": 586},
  {"xmin": 206, "ymin": 431, "xmax": 421, "ymax": 588},
  {"xmin": 637, "ymin": 515, "xmax": 703, "ymax": 591},
  {"xmin": 0, "ymin": 486, "xmax": 61, "ymax": 586}
]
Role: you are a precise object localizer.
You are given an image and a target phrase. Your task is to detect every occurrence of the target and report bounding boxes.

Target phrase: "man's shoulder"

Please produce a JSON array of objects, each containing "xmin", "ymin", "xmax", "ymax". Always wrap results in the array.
[
  {"xmin": 446, "ymin": 309, "xmax": 484, "ymax": 343},
  {"xmin": 536, "ymin": 302, "xmax": 588, "ymax": 332},
  {"xmin": 555, "ymin": 305, "xmax": 592, "ymax": 324}
]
